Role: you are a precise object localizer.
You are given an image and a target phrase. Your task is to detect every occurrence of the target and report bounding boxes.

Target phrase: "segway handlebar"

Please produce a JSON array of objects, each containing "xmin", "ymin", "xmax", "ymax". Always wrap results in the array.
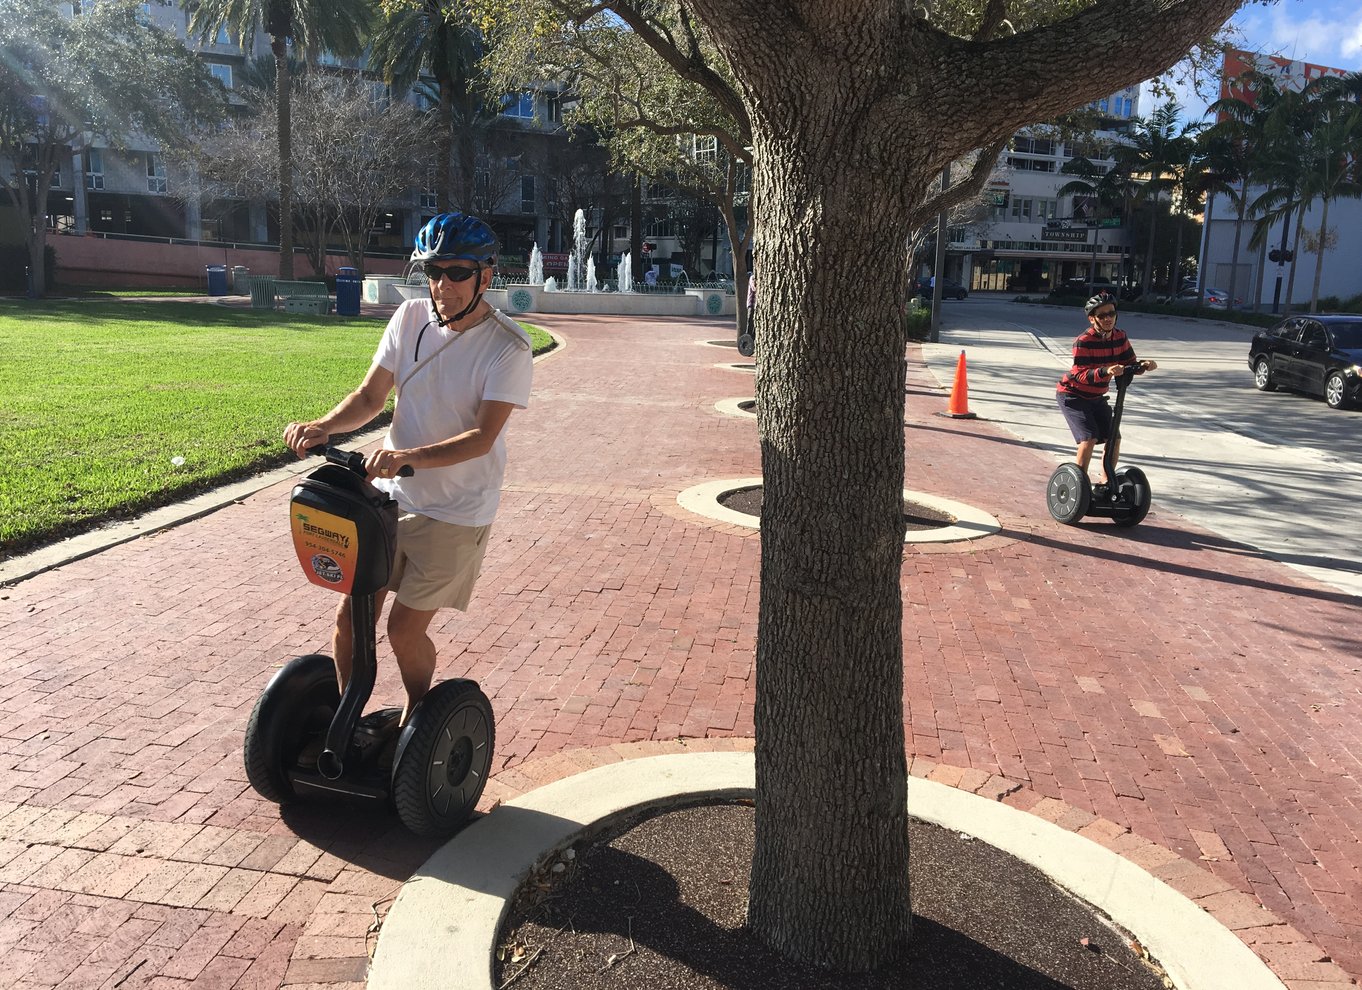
[{"xmin": 306, "ymin": 445, "xmax": 414, "ymax": 478}]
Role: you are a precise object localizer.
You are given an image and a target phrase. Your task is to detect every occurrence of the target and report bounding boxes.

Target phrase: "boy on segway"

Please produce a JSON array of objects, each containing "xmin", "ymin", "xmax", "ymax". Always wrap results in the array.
[
  {"xmin": 1055, "ymin": 292, "xmax": 1156, "ymax": 493},
  {"xmin": 283, "ymin": 212, "xmax": 533, "ymax": 732}
]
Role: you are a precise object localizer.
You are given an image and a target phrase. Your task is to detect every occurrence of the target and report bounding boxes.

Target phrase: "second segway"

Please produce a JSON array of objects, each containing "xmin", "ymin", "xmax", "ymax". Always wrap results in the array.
[
  {"xmin": 243, "ymin": 447, "xmax": 494, "ymax": 837},
  {"xmin": 1047, "ymin": 363, "xmax": 1153, "ymax": 528}
]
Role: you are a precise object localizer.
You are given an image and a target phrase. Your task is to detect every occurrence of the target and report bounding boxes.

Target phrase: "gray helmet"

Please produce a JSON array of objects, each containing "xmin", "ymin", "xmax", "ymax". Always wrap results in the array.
[{"xmin": 1085, "ymin": 291, "xmax": 1117, "ymax": 315}]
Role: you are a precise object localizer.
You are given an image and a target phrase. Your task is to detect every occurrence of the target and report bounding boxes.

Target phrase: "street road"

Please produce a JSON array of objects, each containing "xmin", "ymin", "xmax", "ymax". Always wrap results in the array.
[{"xmin": 922, "ymin": 295, "xmax": 1362, "ymax": 598}]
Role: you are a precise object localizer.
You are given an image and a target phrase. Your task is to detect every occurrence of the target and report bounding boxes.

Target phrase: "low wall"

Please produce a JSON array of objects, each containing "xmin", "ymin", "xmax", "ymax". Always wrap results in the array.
[
  {"xmin": 49, "ymin": 232, "xmax": 407, "ymax": 288},
  {"xmin": 486, "ymin": 284, "xmax": 734, "ymax": 318}
]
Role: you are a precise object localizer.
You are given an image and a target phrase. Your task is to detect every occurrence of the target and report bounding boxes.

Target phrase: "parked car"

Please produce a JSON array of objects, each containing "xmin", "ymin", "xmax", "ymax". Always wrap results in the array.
[
  {"xmin": 1050, "ymin": 277, "xmax": 1130, "ymax": 300},
  {"xmin": 1249, "ymin": 315, "xmax": 1362, "ymax": 409},
  {"xmin": 1174, "ymin": 286, "xmax": 1242, "ymax": 310},
  {"xmin": 917, "ymin": 277, "xmax": 968, "ymax": 300}
]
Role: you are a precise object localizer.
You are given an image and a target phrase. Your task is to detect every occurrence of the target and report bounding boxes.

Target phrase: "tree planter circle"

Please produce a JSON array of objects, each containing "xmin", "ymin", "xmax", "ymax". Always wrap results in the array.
[
  {"xmin": 677, "ymin": 478, "xmax": 1001, "ymax": 543},
  {"xmin": 713, "ymin": 362, "xmax": 756, "ymax": 373},
  {"xmin": 702, "ymin": 338, "xmax": 741, "ymax": 348},
  {"xmin": 714, "ymin": 397, "xmax": 758, "ymax": 419}
]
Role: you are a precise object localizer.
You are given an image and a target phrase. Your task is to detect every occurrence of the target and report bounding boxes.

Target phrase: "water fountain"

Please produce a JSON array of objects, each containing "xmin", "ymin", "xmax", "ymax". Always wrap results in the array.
[
  {"xmin": 491, "ymin": 208, "xmax": 733, "ymax": 318},
  {"xmin": 571, "ymin": 209, "xmax": 589, "ymax": 292}
]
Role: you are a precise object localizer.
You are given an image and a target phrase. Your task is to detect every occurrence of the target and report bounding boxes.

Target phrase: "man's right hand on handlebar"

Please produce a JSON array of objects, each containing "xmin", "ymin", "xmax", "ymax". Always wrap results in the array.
[{"xmin": 284, "ymin": 421, "xmax": 330, "ymax": 459}]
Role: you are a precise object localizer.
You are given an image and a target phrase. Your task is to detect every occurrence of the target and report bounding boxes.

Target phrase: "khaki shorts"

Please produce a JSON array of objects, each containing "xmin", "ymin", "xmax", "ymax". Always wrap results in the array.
[{"xmin": 384, "ymin": 512, "xmax": 492, "ymax": 612}]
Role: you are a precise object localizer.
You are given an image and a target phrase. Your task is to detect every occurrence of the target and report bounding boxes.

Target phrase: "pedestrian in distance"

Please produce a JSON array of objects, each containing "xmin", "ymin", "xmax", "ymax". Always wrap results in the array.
[
  {"xmin": 283, "ymin": 211, "xmax": 533, "ymax": 726},
  {"xmin": 1055, "ymin": 291, "xmax": 1156, "ymax": 489}
]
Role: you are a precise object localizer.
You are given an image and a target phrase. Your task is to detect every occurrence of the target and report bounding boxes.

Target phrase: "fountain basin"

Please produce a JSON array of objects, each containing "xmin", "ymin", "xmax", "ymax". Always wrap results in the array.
[{"xmin": 489, "ymin": 285, "xmax": 733, "ymax": 318}]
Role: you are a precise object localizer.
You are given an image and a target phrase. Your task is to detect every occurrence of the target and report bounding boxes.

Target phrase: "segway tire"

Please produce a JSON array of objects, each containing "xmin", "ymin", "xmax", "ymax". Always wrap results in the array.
[
  {"xmin": 244, "ymin": 653, "xmax": 339, "ymax": 803},
  {"xmin": 1110, "ymin": 466, "xmax": 1151, "ymax": 528},
  {"xmin": 392, "ymin": 680, "xmax": 494, "ymax": 837},
  {"xmin": 736, "ymin": 333, "xmax": 755, "ymax": 357},
  {"xmin": 1046, "ymin": 463, "xmax": 1091, "ymax": 525}
]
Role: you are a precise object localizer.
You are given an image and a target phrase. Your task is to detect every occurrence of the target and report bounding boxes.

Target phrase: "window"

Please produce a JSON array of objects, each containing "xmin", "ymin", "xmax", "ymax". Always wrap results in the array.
[
  {"xmin": 1005, "ymin": 157, "xmax": 1055, "ymax": 173},
  {"xmin": 520, "ymin": 175, "xmax": 535, "ymax": 214},
  {"xmin": 693, "ymin": 135, "xmax": 718, "ymax": 164},
  {"xmin": 208, "ymin": 63, "xmax": 233, "ymax": 88},
  {"xmin": 147, "ymin": 153, "xmax": 166, "ymax": 193},
  {"xmin": 501, "ymin": 92, "xmax": 535, "ymax": 119},
  {"xmin": 214, "ymin": 26, "xmax": 235, "ymax": 46},
  {"xmin": 1301, "ymin": 324, "xmax": 1326, "ymax": 349},
  {"xmin": 317, "ymin": 50, "xmax": 342, "ymax": 67},
  {"xmin": 646, "ymin": 217, "xmax": 674, "ymax": 237},
  {"xmin": 86, "ymin": 148, "xmax": 104, "ymax": 190},
  {"xmin": 419, "ymin": 188, "xmax": 438, "ymax": 211},
  {"xmin": 50, "ymin": 165, "xmax": 62, "ymax": 188},
  {"xmin": 546, "ymin": 92, "xmax": 562, "ymax": 124},
  {"xmin": 1012, "ymin": 136, "xmax": 1055, "ymax": 156},
  {"xmin": 136, "ymin": 2, "xmax": 152, "ymax": 24}
]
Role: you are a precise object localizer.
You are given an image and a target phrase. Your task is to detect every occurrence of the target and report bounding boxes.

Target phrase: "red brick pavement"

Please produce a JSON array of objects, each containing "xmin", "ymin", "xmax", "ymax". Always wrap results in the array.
[{"xmin": 1, "ymin": 314, "xmax": 1359, "ymax": 988}]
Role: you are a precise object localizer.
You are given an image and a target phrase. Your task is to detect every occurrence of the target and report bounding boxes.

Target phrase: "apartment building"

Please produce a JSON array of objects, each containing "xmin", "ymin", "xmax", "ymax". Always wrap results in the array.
[
  {"xmin": 952, "ymin": 86, "xmax": 1142, "ymax": 292},
  {"xmin": 21, "ymin": 2, "xmax": 577, "ymax": 277}
]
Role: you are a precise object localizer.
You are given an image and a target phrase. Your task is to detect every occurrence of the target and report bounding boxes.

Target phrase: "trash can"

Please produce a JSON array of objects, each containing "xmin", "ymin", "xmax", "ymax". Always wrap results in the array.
[
  {"xmin": 206, "ymin": 265, "xmax": 228, "ymax": 297},
  {"xmin": 247, "ymin": 275, "xmax": 276, "ymax": 309},
  {"xmin": 230, "ymin": 266, "xmax": 250, "ymax": 292},
  {"xmin": 335, "ymin": 266, "xmax": 361, "ymax": 316}
]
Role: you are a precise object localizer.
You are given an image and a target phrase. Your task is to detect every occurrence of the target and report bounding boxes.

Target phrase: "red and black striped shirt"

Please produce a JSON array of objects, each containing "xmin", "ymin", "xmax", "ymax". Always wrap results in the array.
[{"xmin": 1056, "ymin": 327, "xmax": 1136, "ymax": 399}]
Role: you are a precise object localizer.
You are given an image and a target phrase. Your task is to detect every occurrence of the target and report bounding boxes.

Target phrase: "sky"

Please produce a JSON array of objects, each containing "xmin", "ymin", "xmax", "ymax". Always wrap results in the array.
[{"xmin": 1144, "ymin": 0, "xmax": 1362, "ymax": 123}]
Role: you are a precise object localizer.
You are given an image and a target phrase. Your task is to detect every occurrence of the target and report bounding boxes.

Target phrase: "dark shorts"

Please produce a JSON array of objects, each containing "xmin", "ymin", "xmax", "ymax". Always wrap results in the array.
[{"xmin": 1057, "ymin": 392, "xmax": 1116, "ymax": 444}]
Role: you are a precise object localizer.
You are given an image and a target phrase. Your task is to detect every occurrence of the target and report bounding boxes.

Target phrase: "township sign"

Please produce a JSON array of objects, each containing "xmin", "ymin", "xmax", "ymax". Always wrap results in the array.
[{"xmin": 1041, "ymin": 229, "xmax": 1090, "ymax": 243}]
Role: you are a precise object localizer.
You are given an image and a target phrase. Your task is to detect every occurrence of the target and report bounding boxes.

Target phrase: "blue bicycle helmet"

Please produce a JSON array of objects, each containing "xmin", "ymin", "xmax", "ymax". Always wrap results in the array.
[{"xmin": 412, "ymin": 212, "xmax": 498, "ymax": 264}]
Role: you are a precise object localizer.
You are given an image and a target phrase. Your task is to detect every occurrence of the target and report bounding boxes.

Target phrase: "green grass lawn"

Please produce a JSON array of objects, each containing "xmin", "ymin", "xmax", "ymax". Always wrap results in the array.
[{"xmin": 0, "ymin": 299, "xmax": 553, "ymax": 559}]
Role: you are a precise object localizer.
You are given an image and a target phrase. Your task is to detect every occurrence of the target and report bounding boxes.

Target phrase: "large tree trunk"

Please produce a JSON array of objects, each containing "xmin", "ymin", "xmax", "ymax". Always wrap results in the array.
[
  {"xmin": 274, "ymin": 36, "xmax": 295, "ymax": 279},
  {"xmin": 1141, "ymin": 207, "xmax": 1158, "ymax": 298},
  {"xmin": 1282, "ymin": 207, "xmax": 1306, "ymax": 317},
  {"xmin": 747, "ymin": 126, "xmax": 914, "ymax": 972},
  {"xmin": 436, "ymin": 77, "xmax": 455, "ymax": 213}
]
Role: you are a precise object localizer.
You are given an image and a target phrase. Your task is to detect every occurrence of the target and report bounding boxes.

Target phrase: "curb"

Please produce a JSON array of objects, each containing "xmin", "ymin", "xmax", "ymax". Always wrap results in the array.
[{"xmin": 369, "ymin": 751, "xmax": 1309, "ymax": 990}]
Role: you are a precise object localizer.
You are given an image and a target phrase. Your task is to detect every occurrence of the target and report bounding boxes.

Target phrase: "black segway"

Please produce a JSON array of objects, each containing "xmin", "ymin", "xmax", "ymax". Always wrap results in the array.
[
  {"xmin": 1046, "ymin": 364, "xmax": 1153, "ymax": 528},
  {"xmin": 243, "ymin": 446, "xmax": 494, "ymax": 837}
]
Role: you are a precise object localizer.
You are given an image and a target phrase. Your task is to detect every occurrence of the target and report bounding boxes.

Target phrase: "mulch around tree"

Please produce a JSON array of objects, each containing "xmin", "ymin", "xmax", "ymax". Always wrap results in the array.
[
  {"xmin": 495, "ymin": 803, "xmax": 1171, "ymax": 990},
  {"xmin": 717, "ymin": 486, "xmax": 956, "ymax": 532}
]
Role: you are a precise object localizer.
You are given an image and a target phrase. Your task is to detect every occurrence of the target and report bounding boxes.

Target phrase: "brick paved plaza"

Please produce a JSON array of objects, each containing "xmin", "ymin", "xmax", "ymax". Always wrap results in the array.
[{"xmin": 1, "ymin": 314, "xmax": 1358, "ymax": 988}]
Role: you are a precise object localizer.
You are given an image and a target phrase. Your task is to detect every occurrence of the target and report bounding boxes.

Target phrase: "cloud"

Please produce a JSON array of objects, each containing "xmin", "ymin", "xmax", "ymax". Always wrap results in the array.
[{"xmin": 1233, "ymin": 2, "xmax": 1362, "ymax": 70}]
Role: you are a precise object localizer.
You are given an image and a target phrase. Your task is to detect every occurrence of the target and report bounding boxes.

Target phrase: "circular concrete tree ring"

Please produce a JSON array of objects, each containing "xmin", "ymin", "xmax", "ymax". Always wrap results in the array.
[
  {"xmin": 715, "ymin": 398, "xmax": 757, "ymax": 420},
  {"xmin": 701, "ymin": 339, "xmax": 741, "ymax": 349},
  {"xmin": 713, "ymin": 362, "xmax": 756, "ymax": 373},
  {"xmin": 368, "ymin": 753, "xmax": 1290, "ymax": 990},
  {"xmin": 676, "ymin": 478, "xmax": 1001, "ymax": 544}
]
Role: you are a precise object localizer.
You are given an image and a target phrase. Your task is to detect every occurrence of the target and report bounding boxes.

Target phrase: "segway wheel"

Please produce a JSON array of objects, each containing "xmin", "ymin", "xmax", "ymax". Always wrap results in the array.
[
  {"xmin": 392, "ymin": 680, "xmax": 494, "ymax": 837},
  {"xmin": 243, "ymin": 653, "xmax": 339, "ymax": 802},
  {"xmin": 1110, "ymin": 466, "xmax": 1151, "ymax": 528},
  {"xmin": 736, "ymin": 333, "xmax": 755, "ymax": 357},
  {"xmin": 1046, "ymin": 463, "xmax": 1091, "ymax": 524}
]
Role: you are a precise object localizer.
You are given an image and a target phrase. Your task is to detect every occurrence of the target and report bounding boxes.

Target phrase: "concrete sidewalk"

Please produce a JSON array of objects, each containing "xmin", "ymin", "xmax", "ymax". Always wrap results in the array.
[{"xmin": 1, "ymin": 313, "xmax": 1359, "ymax": 989}]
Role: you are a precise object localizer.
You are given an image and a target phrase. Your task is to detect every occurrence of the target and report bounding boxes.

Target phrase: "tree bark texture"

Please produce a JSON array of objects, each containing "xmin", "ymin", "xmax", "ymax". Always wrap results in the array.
[
  {"xmin": 747, "ymin": 103, "xmax": 921, "ymax": 975},
  {"xmin": 274, "ymin": 37, "xmax": 295, "ymax": 279},
  {"xmin": 672, "ymin": 0, "xmax": 1247, "ymax": 973}
]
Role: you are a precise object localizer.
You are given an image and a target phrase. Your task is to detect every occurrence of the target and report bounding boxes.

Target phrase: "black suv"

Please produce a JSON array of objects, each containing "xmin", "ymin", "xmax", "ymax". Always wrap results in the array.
[{"xmin": 1249, "ymin": 315, "xmax": 1362, "ymax": 409}]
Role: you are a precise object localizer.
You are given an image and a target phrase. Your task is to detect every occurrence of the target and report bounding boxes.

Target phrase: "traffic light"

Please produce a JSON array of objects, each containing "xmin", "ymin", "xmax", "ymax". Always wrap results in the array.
[
  {"xmin": 1269, "ymin": 249, "xmax": 1281, "ymax": 263},
  {"xmin": 1283, "ymin": 249, "xmax": 1295, "ymax": 262}
]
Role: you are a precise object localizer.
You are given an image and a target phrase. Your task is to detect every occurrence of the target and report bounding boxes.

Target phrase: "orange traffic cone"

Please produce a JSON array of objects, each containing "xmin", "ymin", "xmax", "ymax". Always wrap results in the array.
[{"xmin": 939, "ymin": 350, "xmax": 978, "ymax": 419}]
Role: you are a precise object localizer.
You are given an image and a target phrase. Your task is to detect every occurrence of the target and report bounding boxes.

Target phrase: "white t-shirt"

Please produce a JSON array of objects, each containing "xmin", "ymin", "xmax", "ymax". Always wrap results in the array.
[{"xmin": 371, "ymin": 299, "xmax": 533, "ymax": 526}]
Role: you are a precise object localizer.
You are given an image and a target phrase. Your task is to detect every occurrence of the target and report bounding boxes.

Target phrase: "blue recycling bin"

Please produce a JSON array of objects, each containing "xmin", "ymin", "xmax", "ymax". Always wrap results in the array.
[
  {"xmin": 205, "ymin": 265, "xmax": 228, "ymax": 296},
  {"xmin": 335, "ymin": 267, "xmax": 360, "ymax": 316}
]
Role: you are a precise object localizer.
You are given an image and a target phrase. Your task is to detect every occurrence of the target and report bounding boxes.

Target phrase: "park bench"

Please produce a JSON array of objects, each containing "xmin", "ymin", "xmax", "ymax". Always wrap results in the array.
[{"xmin": 274, "ymin": 279, "xmax": 332, "ymax": 315}]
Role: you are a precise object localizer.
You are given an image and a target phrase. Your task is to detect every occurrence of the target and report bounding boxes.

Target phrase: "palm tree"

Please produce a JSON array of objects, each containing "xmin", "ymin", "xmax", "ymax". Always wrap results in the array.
[
  {"xmin": 1197, "ymin": 97, "xmax": 1266, "ymax": 312},
  {"xmin": 1296, "ymin": 74, "xmax": 1362, "ymax": 312},
  {"xmin": 187, "ymin": 0, "xmax": 369, "ymax": 278},
  {"xmin": 369, "ymin": 0, "xmax": 484, "ymax": 214},
  {"xmin": 1110, "ymin": 101, "xmax": 1198, "ymax": 299},
  {"xmin": 1056, "ymin": 150, "xmax": 1137, "ymax": 290}
]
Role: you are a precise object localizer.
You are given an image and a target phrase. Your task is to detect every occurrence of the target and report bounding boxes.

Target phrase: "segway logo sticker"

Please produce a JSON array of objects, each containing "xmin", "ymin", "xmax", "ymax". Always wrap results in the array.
[
  {"xmin": 311, "ymin": 554, "xmax": 344, "ymax": 583},
  {"xmin": 290, "ymin": 507, "xmax": 360, "ymax": 595}
]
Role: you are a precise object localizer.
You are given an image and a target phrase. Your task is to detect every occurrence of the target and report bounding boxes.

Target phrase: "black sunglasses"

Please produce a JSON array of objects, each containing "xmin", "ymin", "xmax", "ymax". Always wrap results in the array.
[
  {"xmin": 1092, "ymin": 309, "xmax": 1117, "ymax": 319},
  {"xmin": 423, "ymin": 262, "xmax": 481, "ymax": 283}
]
